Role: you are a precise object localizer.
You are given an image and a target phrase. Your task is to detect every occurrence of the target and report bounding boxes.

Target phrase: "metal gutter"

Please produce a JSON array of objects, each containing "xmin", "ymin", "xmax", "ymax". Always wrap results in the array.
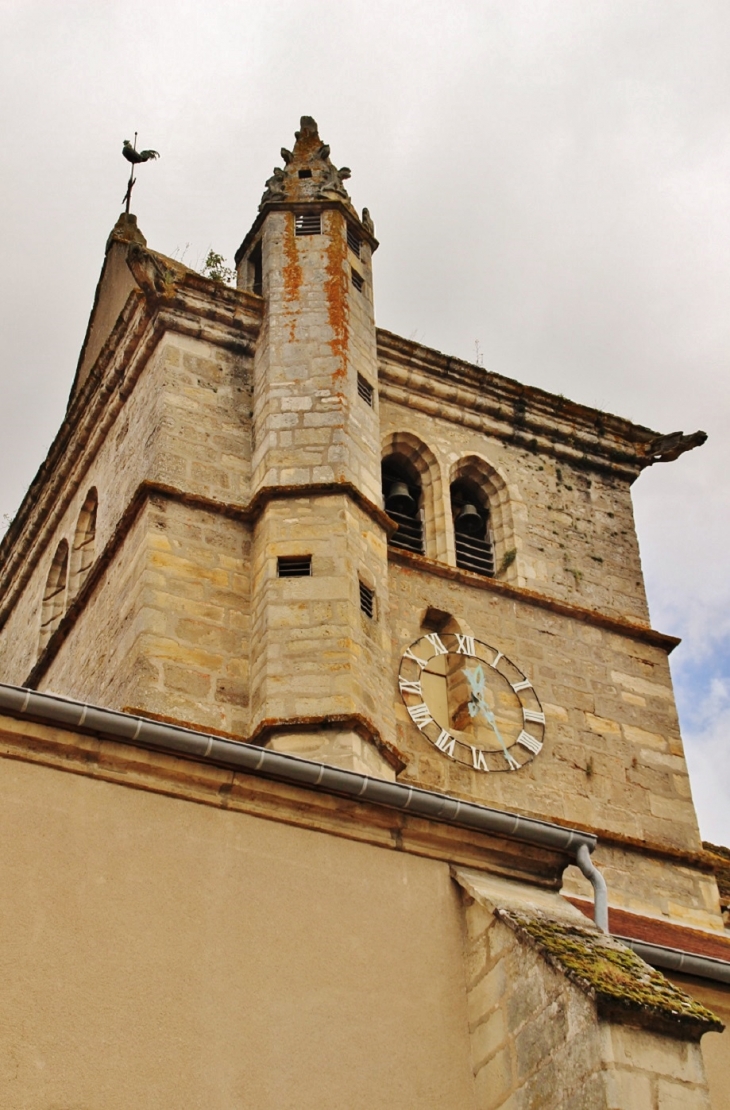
[
  {"xmin": 620, "ymin": 936, "xmax": 730, "ymax": 986},
  {"xmin": 0, "ymin": 683, "xmax": 606, "ymax": 923}
]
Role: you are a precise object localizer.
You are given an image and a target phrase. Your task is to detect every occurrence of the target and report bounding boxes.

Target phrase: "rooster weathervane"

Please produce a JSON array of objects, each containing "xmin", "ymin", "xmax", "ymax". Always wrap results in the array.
[{"xmin": 121, "ymin": 132, "xmax": 160, "ymax": 214}]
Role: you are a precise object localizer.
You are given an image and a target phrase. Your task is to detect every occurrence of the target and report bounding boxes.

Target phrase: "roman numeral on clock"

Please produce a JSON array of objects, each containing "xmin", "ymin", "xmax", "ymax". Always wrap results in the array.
[
  {"xmin": 455, "ymin": 634, "xmax": 475, "ymax": 656},
  {"xmin": 511, "ymin": 679, "xmax": 532, "ymax": 693},
  {"xmin": 398, "ymin": 678, "xmax": 423, "ymax": 696},
  {"xmin": 471, "ymin": 747, "xmax": 490, "ymax": 772},
  {"xmin": 516, "ymin": 730, "xmax": 543, "ymax": 755},
  {"xmin": 407, "ymin": 703, "xmax": 433, "ymax": 729},
  {"xmin": 523, "ymin": 708, "xmax": 545, "ymax": 725},
  {"xmin": 403, "ymin": 646, "xmax": 429, "ymax": 669},
  {"xmin": 425, "ymin": 633, "xmax": 448, "ymax": 656},
  {"xmin": 435, "ymin": 730, "xmax": 456, "ymax": 757},
  {"xmin": 503, "ymin": 750, "xmax": 520, "ymax": 771}
]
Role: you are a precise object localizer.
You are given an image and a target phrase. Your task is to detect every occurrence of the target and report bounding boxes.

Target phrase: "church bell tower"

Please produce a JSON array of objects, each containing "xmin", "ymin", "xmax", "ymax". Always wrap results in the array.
[{"xmin": 235, "ymin": 117, "xmax": 397, "ymax": 777}]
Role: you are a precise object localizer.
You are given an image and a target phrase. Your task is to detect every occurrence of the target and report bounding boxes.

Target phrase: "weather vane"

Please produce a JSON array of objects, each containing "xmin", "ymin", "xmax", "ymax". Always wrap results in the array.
[{"xmin": 121, "ymin": 132, "xmax": 160, "ymax": 214}]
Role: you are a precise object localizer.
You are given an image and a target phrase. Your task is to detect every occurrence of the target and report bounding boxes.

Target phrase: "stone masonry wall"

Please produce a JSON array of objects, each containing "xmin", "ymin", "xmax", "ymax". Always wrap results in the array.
[
  {"xmin": 249, "ymin": 209, "xmax": 381, "ymax": 506},
  {"xmin": 389, "ymin": 561, "xmax": 698, "ymax": 854},
  {"xmin": 0, "ymin": 332, "xmax": 252, "ymax": 693},
  {"xmin": 249, "ymin": 493, "xmax": 393, "ymax": 764},
  {"xmin": 379, "ymin": 399, "xmax": 651, "ymax": 626},
  {"xmin": 562, "ymin": 843, "xmax": 724, "ymax": 935},
  {"xmin": 39, "ymin": 496, "xmax": 252, "ymax": 736},
  {"xmin": 460, "ymin": 873, "xmax": 715, "ymax": 1110}
]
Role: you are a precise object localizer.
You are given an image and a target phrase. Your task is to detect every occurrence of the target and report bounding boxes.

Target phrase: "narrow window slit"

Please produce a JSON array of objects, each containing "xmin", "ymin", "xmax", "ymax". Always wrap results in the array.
[
  {"xmin": 357, "ymin": 374, "xmax": 374, "ymax": 407},
  {"xmin": 359, "ymin": 581, "xmax": 375, "ymax": 618},
  {"xmin": 277, "ymin": 555, "xmax": 312, "ymax": 578},
  {"xmin": 347, "ymin": 225, "xmax": 361, "ymax": 257}
]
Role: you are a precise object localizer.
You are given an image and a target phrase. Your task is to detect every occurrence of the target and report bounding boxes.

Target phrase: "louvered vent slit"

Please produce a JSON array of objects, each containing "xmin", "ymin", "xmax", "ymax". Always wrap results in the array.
[
  {"xmin": 351, "ymin": 268, "xmax": 364, "ymax": 292},
  {"xmin": 277, "ymin": 555, "xmax": 312, "ymax": 578},
  {"xmin": 295, "ymin": 213, "xmax": 321, "ymax": 236},
  {"xmin": 347, "ymin": 225, "xmax": 361, "ymax": 257},
  {"xmin": 359, "ymin": 581, "xmax": 374, "ymax": 618},
  {"xmin": 357, "ymin": 374, "xmax": 374, "ymax": 406},
  {"xmin": 388, "ymin": 510, "xmax": 424, "ymax": 555},
  {"xmin": 455, "ymin": 535, "xmax": 495, "ymax": 577}
]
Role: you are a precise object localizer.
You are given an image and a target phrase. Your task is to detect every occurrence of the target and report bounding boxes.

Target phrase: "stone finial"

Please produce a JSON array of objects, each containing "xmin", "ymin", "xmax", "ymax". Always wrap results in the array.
[
  {"xmin": 106, "ymin": 212, "xmax": 147, "ymax": 251},
  {"xmin": 260, "ymin": 116, "xmax": 355, "ymax": 210}
]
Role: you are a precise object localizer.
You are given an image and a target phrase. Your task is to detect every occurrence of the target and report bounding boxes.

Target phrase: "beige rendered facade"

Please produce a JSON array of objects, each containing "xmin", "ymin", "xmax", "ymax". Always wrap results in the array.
[{"xmin": 0, "ymin": 116, "xmax": 728, "ymax": 1108}]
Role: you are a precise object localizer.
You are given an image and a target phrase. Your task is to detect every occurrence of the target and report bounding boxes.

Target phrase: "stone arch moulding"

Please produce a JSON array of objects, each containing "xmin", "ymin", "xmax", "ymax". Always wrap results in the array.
[
  {"xmin": 70, "ymin": 487, "xmax": 98, "ymax": 599},
  {"xmin": 449, "ymin": 453, "xmax": 520, "ymax": 584},
  {"xmin": 39, "ymin": 539, "xmax": 69, "ymax": 651},
  {"xmin": 381, "ymin": 431, "xmax": 446, "ymax": 562}
]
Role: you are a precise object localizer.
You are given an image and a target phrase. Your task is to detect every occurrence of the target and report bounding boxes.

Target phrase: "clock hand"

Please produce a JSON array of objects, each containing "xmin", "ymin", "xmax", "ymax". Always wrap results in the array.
[
  {"xmin": 470, "ymin": 691, "xmax": 519, "ymax": 770},
  {"xmin": 463, "ymin": 664, "xmax": 519, "ymax": 769}
]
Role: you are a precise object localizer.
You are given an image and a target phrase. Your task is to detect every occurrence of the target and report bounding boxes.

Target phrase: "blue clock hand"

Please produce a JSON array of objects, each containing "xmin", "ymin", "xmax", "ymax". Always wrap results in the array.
[{"xmin": 470, "ymin": 690, "xmax": 519, "ymax": 770}]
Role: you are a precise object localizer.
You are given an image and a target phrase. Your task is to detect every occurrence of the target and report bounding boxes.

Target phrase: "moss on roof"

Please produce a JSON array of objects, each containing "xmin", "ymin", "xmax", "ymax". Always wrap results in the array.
[{"xmin": 497, "ymin": 908, "xmax": 723, "ymax": 1041}]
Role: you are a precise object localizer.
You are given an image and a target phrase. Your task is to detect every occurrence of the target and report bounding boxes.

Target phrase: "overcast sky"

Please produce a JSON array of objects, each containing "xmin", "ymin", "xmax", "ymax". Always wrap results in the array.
[{"xmin": 0, "ymin": 0, "xmax": 728, "ymax": 842}]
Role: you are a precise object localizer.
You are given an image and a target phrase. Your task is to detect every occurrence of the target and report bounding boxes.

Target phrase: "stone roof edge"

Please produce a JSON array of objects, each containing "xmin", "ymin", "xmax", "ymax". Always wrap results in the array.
[
  {"xmin": 496, "ymin": 906, "xmax": 724, "ymax": 1038},
  {"xmin": 0, "ymin": 255, "xmax": 262, "ymax": 611},
  {"xmin": 388, "ymin": 546, "xmax": 680, "ymax": 654},
  {"xmin": 376, "ymin": 329, "xmax": 667, "ymax": 479}
]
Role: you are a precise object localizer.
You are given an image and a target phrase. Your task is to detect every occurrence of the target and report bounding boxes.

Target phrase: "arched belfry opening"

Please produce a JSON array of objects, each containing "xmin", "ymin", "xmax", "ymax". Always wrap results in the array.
[
  {"xmin": 382, "ymin": 456, "xmax": 424, "ymax": 555},
  {"xmin": 450, "ymin": 476, "xmax": 494, "ymax": 576}
]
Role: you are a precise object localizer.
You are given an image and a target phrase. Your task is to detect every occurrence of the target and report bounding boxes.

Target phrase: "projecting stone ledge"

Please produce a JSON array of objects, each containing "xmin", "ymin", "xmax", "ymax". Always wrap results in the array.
[{"xmin": 454, "ymin": 869, "xmax": 720, "ymax": 1110}]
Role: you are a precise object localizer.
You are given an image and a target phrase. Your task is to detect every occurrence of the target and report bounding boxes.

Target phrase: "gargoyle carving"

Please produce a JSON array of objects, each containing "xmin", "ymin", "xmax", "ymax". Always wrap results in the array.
[
  {"xmin": 261, "ymin": 166, "xmax": 287, "ymax": 205},
  {"xmin": 362, "ymin": 208, "xmax": 374, "ymax": 235},
  {"xmin": 317, "ymin": 163, "xmax": 351, "ymax": 200},
  {"xmin": 645, "ymin": 429, "xmax": 708, "ymax": 462}
]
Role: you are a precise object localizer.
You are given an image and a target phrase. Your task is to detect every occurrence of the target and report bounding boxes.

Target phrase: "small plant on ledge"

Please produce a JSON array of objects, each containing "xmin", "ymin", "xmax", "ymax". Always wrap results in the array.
[{"xmin": 201, "ymin": 250, "xmax": 235, "ymax": 285}]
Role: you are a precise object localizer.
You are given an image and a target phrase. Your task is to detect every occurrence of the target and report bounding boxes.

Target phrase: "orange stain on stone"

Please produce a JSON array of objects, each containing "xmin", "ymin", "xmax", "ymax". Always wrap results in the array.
[
  {"xmin": 324, "ymin": 213, "xmax": 349, "ymax": 378},
  {"xmin": 282, "ymin": 214, "xmax": 302, "ymax": 304}
]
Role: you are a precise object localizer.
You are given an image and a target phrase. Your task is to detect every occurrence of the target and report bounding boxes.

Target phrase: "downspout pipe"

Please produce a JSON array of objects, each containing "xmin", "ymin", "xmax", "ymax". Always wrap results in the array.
[
  {"xmin": 576, "ymin": 842, "xmax": 609, "ymax": 933},
  {"xmin": 0, "ymin": 683, "xmax": 607, "ymax": 926}
]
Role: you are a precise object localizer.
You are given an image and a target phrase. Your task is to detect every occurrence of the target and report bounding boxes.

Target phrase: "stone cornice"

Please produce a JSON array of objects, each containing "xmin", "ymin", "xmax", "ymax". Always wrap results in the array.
[
  {"xmin": 234, "ymin": 198, "xmax": 379, "ymax": 266},
  {"xmin": 376, "ymin": 329, "xmax": 674, "ymax": 481},
  {"xmin": 0, "ymin": 256, "xmax": 263, "ymax": 614},
  {"xmin": 0, "ymin": 709, "xmax": 569, "ymax": 885},
  {"xmin": 21, "ymin": 478, "xmax": 679, "ymax": 690},
  {"xmin": 388, "ymin": 546, "xmax": 681, "ymax": 654}
]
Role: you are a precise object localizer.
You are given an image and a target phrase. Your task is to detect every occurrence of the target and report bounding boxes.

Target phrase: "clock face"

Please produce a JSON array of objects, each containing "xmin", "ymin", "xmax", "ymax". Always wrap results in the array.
[{"xmin": 398, "ymin": 632, "xmax": 545, "ymax": 772}]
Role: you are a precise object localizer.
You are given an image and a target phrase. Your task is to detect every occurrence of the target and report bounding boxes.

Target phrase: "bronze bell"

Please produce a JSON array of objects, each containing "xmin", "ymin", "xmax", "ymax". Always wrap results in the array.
[
  {"xmin": 386, "ymin": 481, "xmax": 416, "ymax": 515},
  {"xmin": 454, "ymin": 502, "xmax": 483, "ymax": 536}
]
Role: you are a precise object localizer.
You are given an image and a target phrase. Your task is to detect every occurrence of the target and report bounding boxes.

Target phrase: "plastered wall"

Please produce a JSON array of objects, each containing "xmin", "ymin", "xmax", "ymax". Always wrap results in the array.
[{"xmin": 0, "ymin": 752, "xmax": 478, "ymax": 1110}]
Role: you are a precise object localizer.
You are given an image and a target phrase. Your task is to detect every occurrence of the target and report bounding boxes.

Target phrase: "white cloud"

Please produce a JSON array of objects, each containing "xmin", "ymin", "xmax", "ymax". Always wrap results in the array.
[{"xmin": 679, "ymin": 675, "xmax": 730, "ymax": 845}]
